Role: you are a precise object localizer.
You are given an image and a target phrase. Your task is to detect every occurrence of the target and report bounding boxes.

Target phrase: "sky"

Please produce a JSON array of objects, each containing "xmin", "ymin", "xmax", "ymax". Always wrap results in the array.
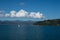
[{"xmin": 0, "ymin": 0, "xmax": 60, "ymax": 21}]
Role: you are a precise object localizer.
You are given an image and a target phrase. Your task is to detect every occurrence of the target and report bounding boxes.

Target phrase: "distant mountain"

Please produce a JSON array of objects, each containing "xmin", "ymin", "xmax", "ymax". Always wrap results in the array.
[
  {"xmin": 34, "ymin": 19, "xmax": 60, "ymax": 26},
  {"xmin": 0, "ymin": 20, "xmax": 35, "ymax": 25}
]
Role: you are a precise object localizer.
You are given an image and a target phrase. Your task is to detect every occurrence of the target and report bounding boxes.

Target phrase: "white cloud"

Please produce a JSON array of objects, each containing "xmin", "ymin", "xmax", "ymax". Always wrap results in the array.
[
  {"xmin": 16, "ymin": 9, "xmax": 28, "ymax": 17},
  {"xmin": 35, "ymin": 12, "xmax": 43, "ymax": 18},
  {"xmin": 29, "ymin": 12, "xmax": 44, "ymax": 18},
  {"xmin": 5, "ymin": 13, "xmax": 10, "ymax": 17},
  {"xmin": 10, "ymin": 10, "xmax": 16, "ymax": 17},
  {"xmin": 29, "ymin": 12, "xmax": 36, "ymax": 18},
  {"xmin": 0, "ymin": 9, "xmax": 44, "ymax": 19}
]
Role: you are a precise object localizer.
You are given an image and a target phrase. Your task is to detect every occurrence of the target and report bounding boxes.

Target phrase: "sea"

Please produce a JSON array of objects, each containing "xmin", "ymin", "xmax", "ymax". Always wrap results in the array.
[{"xmin": 0, "ymin": 24, "xmax": 60, "ymax": 40}]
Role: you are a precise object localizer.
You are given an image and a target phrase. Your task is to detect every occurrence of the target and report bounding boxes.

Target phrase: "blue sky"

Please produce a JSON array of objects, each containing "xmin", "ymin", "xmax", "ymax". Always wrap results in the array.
[{"xmin": 0, "ymin": 0, "xmax": 60, "ymax": 21}]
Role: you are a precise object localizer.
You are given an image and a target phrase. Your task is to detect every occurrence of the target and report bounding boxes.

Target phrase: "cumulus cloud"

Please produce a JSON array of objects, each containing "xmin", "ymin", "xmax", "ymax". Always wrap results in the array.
[
  {"xmin": 16, "ymin": 9, "xmax": 28, "ymax": 17},
  {"xmin": 29, "ymin": 12, "xmax": 43, "ymax": 18},
  {"xmin": 10, "ymin": 10, "xmax": 16, "ymax": 17},
  {"xmin": 0, "ymin": 9, "xmax": 44, "ymax": 19}
]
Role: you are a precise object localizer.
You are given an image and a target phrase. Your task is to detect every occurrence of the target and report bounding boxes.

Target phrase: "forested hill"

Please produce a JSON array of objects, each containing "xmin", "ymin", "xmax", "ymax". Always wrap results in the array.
[{"xmin": 34, "ymin": 19, "xmax": 60, "ymax": 26}]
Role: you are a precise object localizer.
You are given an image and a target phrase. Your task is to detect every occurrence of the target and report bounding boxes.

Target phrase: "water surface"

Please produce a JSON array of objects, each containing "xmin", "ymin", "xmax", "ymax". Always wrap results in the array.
[{"xmin": 0, "ymin": 25, "xmax": 60, "ymax": 40}]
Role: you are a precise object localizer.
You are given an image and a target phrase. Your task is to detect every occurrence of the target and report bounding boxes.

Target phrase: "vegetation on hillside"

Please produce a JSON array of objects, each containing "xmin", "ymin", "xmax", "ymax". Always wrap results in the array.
[{"xmin": 34, "ymin": 19, "xmax": 60, "ymax": 26}]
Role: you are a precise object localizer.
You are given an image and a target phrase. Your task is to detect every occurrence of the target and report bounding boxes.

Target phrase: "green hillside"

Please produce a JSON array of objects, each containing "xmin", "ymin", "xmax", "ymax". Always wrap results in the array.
[{"xmin": 34, "ymin": 19, "xmax": 60, "ymax": 26}]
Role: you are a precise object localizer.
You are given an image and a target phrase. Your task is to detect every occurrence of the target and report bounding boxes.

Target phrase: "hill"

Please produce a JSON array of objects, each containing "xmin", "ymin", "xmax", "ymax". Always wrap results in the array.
[{"xmin": 34, "ymin": 19, "xmax": 60, "ymax": 26}]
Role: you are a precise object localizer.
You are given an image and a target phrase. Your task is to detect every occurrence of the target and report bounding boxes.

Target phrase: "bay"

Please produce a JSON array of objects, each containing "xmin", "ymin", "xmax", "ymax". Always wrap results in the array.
[{"xmin": 0, "ymin": 25, "xmax": 60, "ymax": 40}]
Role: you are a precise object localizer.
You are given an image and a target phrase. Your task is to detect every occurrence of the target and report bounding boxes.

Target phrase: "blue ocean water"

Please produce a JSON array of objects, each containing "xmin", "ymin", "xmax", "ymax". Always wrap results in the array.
[{"xmin": 0, "ymin": 25, "xmax": 60, "ymax": 40}]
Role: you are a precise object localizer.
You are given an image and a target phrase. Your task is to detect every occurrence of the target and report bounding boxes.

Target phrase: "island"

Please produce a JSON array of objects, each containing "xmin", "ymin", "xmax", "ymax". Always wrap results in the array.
[{"xmin": 34, "ymin": 19, "xmax": 60, "ymax": 26}]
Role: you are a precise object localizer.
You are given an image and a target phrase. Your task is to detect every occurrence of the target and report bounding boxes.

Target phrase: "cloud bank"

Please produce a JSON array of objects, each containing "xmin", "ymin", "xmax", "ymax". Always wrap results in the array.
[{"xmin": 0, "ymin": 9, "xmax": 44, "ymax": 19}]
